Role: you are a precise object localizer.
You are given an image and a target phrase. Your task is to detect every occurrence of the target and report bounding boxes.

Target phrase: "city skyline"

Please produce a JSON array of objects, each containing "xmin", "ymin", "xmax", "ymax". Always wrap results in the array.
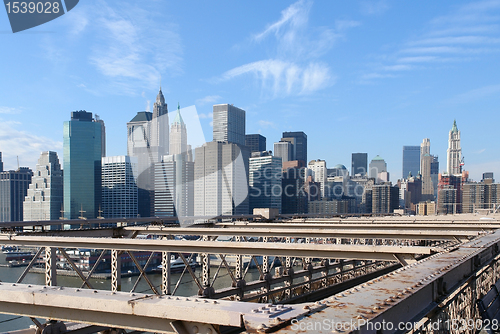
[{"xmin": 1, "ymin": 1, "xmax": 500, "ymax": 181}]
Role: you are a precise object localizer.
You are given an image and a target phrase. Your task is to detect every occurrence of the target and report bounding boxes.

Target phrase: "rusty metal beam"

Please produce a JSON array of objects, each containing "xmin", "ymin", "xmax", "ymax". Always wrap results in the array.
[
  {"xmin": 0, "ymin": 235, "xmax": 436, "ymax": 262},
  {"xmin": 123, "ymin": 226, "xmax": 484, "ymax": 240}
]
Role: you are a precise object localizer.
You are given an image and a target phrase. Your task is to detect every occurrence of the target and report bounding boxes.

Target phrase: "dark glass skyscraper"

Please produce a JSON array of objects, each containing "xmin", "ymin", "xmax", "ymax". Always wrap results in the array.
[
  {"xmin": 0, "ymin": 167, "xmax": 32, "ymax": 222},
  {"xmin": 63, "ymin": 110, "xmax": 103, "ymax": 219},
  {"xmin": 351, "ymin": 153, "xmax": 368, "ymax": 176},
  {"xmin": 245, "ymin": 134, "xmax": 266, "ymax": 153},
  {"xmin": 282, "ymin": 131, "xmax": 307, "ymax": 164},
  {"xmin": 402, "ymin": 146, "xmax": 421, "ymax": 178}
]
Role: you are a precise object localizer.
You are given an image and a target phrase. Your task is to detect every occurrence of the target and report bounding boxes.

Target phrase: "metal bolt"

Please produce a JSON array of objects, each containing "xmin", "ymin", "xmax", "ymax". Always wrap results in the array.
[
  {"xmin": 212, "ymin": 300, "xmax": 218, "ymax": 304},
  {"xmin": 192, "ymin": 326, "xmax": 199, "ymax": 333}
]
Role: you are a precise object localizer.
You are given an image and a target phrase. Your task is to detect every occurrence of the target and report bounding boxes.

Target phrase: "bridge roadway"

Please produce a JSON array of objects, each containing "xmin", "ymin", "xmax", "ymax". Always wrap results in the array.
[{"xmin": 0, "ymin": 214, "xmax": 499, "ymax": 333}]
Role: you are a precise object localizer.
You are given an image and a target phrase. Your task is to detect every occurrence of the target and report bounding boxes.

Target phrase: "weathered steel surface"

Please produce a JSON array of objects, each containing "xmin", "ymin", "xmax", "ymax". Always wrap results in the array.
[{"xmin": 0, "ymin": 235, "xmax": 435, "ymax": 262}]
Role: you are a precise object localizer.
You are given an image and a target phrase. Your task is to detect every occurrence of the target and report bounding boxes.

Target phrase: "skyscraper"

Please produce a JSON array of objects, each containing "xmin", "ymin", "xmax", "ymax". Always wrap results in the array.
[
  {"xmin": 308, "ymin": 159, "xmax": 327, "ymax": 198},
  {"xmin": 0, "ymin": 152, "xmax": 3, "ymax": 172},
  {"xmin": 1, "ymin": 167, "xmax": 32, "ymax": 222},
  {"xmin": 274, "ymin": 141, "xmax": 293, "ymax": 163},
  {"xmin": 249, "ymin": 151, "xmax": 282, "ymax": 212},
  {"xmin": 169, "ymin": 104, "xmax": 188, "ymax": 156},
  {"xmin": 63, "ymin": 110, "xmax": 103, "ymax": 219},
  {"xmin": 402, "ymin": 146, "xmax": 420, "ymax": 178},
  {"xmin": 447, "ymin": 120, "xmax": 462, "ymax": 175},
  {"xmin": 245, "ymin": 134, "xmax": 266, "ymax": 153},
  {"xmin": 95, "ymin": 114, "xmax": 106, "ymax": 157},
  {"xmin": 369, "ymin": 155, "xmax": 387, "ymax": 181},
  {"xmin": 101, "ymin": 156, "xmax": 138, "ymax": 218},
  {"xmin": 127, "ymin": 111, "xmax": 154, "ymax": 217},
  {"xmin": 351, "ymin": 153, "xmax": 368, "ymax": 176},
  {"xmin": 154, "ymin": 154, "xmax": 194, "ymax": 217},
  {"xmin": 282, "ymin": 131, "xmax": 307, "ymax": 163},
  {"xmin": 281, "ymin": 162, "xmax": 307, "ymax": 214},
  {"xmin": 150, "ymin": 88, "xmax": 169, "ymax": 160},
  {"xmin": 213, "ymin": 104, "xmax": 246, "ymax": 146},
  {"xmin": 23, "ymin": 151, "xmax": 63, "ymax": 221},
  {"xmin": 194, "ymin": 141, "xmax": 250, "ymax": 216}
]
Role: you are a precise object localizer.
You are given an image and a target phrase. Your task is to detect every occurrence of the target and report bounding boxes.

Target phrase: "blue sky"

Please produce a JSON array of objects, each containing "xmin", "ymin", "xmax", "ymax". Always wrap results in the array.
[{"xmin": 1, "ymin": 0, "xmax": 500, "ymax": 181}]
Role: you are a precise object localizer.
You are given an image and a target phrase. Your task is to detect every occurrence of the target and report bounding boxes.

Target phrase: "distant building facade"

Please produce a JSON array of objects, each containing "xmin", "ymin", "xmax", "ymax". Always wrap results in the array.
[
  {"xmin": 351, "ymin": 153, "xmax": 368, "ymax": 176},
  {"xmin": 249, "ymin": 151, "xmax": 282, "ymax": 213},
  {"xmin": 369, "ymin": 155, "xmax": 387, "ymax": 182},
  {"xmin": 1, "ymin": 167, "xmax": 32, "ymax": 222},
  {"xmin": 213, "ymin": 104, "xmax": 246, "ymax": 146},
  {"xmin": 194, "ymin": 141, "xmax": 250, "ymax": 216},
  {"xmin": 23, "ymin": 151, "xmax": 63, "ymax": 221},
  {"xmin": 154, "ymin": 154, "xmax": 194, "ymax": 217},
  {"xmin": 281, "ymin": 131, "xmax": 307, "ymax": 164},
  {"xmin": 101, "ymin": 156, "xmax": 138, "ymax": 218},
  {"xmin": 245, "ymin": 134, "xmax": 266, "ymax": 153},
  {"xmin": 281, "ymin": 161, "xmax": 307, "ymax": 214},
  {"xmin": 274, "ymin": 141, "xmax": 293, "ymax": 164},
  {"xmin": 63, "ymin": 110, "xmax": 103, "ymax": 219},
  {"xmin": 447, "ymin": 120, "xmax": 462, "ymax": 175},
  {"xmin": 371, "ymin": 183, "xmax": 399, "ymax": 214},
  {"xmin": 402, "ymin": 146, "xmax": 420, "ymax": 178},
  {"xmin": 169, "ymin": 104, "xmax": 188, "ymax": 157},
  {"xmin": 308, "ymin": 159, "xmax": 327, "ymax": 198}
]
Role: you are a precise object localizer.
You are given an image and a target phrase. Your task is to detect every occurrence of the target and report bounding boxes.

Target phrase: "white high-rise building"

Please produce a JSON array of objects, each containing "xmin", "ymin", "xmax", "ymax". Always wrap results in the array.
[
  {"xmin": 274, "ymin": 141, "xmax": 293, "ymax": 163},
  {"xmin": 154, "ymin": 154, "xmax": 194, "ymax": 218},
  {"xmin": 194, "ymin": 141, "xmax": 250, "ymax": 217},
  {"xmin": 23, "ymin": 151, "xmax": 63, "ymax": 221},
  {"xmin": 447, "ymin": 120, "xmax": 462, "ymax": 175},
  {"xmin": 308, "ymin": 159, "xmax": 327, "ymax": 198},
  {"xmin": 169, "ymin": 103, "xmax": 188, "ymax": 157},
  {"xmin": 150, "ymin": 87, "xmax": 169, "ymax": 160},
  {"xmin": 213, "ymin": 104, "xmax": 245, "ymax": 146},
  {"xmin": 101, "ymin": 156, "xmax": 138, "ymax": 218}
]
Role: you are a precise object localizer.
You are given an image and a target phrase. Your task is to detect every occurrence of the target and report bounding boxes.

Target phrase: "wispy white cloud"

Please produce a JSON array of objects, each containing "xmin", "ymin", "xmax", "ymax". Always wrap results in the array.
[
  {"xmin": 89, "ymin": 3, "xmax": 183, "ymax": 93},
  {"xmin": 359, "ymin": 0, "xmax": 500, "ymax": 82},
  {"xmin": 445, "ymin": 84, "xmax": 500, "ymax": 104},
  {"xmin": 258, "ymin": 120, "xmax": 276, "ymax": 128},
  {"xmin": 220, "ymin": 60, "xmax": 332, "ymax": 97},
  {"xmin": 0, "ymin": 120, "xmax": 62, "ymax": 170},
  {"xmin": 196, "ymin": 95, "xmax": 222, "ymax": 106},
  {"xmin": 197, "ymin": 112, "xmax": 213, "ymax": 119},
  {"xmin": 44, "ymin": 1, "xmax": 183, "ymax": 95},
  {"xmin": 219, "ymin": 0, "xmax": 353, "ymax": 98},
  {"xmin": 0, "ymin": 107, "xmax": 22, "ymax": 114},
  {"xmin": 360, "ymin": 0, "xmax": 390, "ymax": 16}
]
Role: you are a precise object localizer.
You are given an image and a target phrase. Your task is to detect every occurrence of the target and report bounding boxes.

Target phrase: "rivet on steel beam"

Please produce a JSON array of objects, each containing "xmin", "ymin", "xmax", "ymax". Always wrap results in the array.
[
  {"xmin": 93, "ymin": 290, "xmax": 98, "ymax": 293},
  {"xmin": 303, "ymin": 305, "xmax": 310, "ymax": 310},
  {"xmin": 252, "ymin": 309, "xmax": 258, "ymax": 313},
  {"xmin": 191, "ymin": 326, "xmax": 199, "ymax": 334},
  {"xmin": 12, "ymin": 284, "xmax": 16, "ymax": 286},
  {"xmin": 75, "ymin": 289, "xmax": 80, "ymax": 292},
  {"xmin": 212, "ymin": 300, "xmax": 218, "ymax": 304}
]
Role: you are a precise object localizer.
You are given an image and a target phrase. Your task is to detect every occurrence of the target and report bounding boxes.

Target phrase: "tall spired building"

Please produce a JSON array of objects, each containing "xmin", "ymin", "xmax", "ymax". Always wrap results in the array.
[
  {"xmin": 169, "ymin": 103, "xmax": 187, "ymax": 156},
  {"xmin": 150, "ymin": 87, "xmax": 169, "ymax": 160},
  {"xmin": 447, "ymin": 120, "xmax": 462, "ymax": 175}
]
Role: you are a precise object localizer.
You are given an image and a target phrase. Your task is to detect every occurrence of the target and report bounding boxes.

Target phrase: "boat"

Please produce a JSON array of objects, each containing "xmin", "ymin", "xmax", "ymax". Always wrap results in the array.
[
  {"xmin": 155, "ymin": 255, "xmax": 197, "ymax": 273},
  {"xmin": 5, "ymin": 251, "xmax": 34, "ymax": 262},
  {"xmin": 1, "ymin": 245, "xmax": 19, "ymax": 253}
]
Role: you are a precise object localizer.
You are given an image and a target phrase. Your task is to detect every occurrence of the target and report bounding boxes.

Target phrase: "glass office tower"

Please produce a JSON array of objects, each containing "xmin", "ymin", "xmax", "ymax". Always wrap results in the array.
[{"xmin": 63, "ymin": 110, "xmax": 103, "ymax": 219}]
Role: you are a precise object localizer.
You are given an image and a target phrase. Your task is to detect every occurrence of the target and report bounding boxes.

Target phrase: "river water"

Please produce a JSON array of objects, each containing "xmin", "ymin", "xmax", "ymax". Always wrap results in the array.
[{"xmin": 0, "ymin": 252, "xmax": 263, "ymax": 332}]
